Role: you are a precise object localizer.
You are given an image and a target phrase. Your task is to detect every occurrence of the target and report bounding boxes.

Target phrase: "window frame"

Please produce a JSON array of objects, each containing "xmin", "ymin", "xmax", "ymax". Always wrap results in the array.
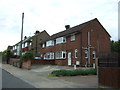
[
  {"xmin": 56, "ymin": 37, "xmax": 66, "ymax": 44},
  {"xmin": 46, "ymin": 40, "xmax": 54, "ymax": 47},
  {"xmin": 75, "ymin": 49, "xmax": 78, "ymax": 58},
  {"xmin": 55, "ymin": 51, "xmax": 66, "ymax": 59},
  {"xmin": 92, "ymin": 51, "xmax": 96, "ymax": 59},
  {"xmin": 70, "ymin": 35, "xmax": 75, "ymax": 41},
  {"xmin": 85, "ymin": 50, "xmax": 88, "ymax": 59}
]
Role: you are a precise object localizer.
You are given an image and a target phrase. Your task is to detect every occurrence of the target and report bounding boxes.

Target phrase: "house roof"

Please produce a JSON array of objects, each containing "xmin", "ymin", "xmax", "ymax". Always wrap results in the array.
[{"xmin": 41, "ymin": 18, "xmax": 110, "ymax": 44}]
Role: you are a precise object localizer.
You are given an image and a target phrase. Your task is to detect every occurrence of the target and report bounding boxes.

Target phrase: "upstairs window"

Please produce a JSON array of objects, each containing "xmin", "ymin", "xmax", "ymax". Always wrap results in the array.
[
  {"xmin": 92, "ymin": 51, "xmax": 96, "ymax": 59},
  {"xmin": 56, "ymin": 51, "xmax": 66, "ymax": 59},
  {"xmin": 22, "ymin": 43, "xmax": 24, "ymax": 48},
  {"xmin": 46, "ymin": 40, "xmax": 54, "ymax": 47},
  {"xmin": 70, "ymin": 35, "xmax": 75, "ymax": 41},
  {"xmin": 25, "ymin": 42, "xmax": 28, "ymax": 47},
  {"xmin": 42, "ymin": 43, "xmax": 45, "ymax": 48},
  {"xmin": 56, "ymin": 37, "xmax": 66, "ymax": 44}
]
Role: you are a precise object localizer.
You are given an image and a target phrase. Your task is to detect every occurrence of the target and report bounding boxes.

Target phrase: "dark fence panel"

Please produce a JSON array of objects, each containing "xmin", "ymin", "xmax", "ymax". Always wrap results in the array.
[{"xmin": 98, "ymin": 52, "xmax": 120, "ymax": 88}]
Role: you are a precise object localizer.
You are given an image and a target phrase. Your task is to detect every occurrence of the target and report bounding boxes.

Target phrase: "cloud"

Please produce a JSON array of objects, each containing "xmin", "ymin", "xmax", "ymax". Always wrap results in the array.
[{"xmin": 0, "ymin": 0, "xmax": 119, "ymax": 51}]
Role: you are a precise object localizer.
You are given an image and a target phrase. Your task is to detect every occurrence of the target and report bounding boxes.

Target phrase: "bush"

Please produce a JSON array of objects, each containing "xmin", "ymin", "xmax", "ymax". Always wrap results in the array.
[
  {"xmin": 21, "ymin": 51, "xmax": 34, "ymax": 61},
  {"xmin": 51, "ymin": 69, "xmax": 97, "ymax": 76}
]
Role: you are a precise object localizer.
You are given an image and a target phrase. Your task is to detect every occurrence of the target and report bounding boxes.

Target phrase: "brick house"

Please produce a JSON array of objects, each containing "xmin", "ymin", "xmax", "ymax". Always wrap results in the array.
[
  {"xmin": 40, "ymin": 18, "xmax": 111, "ymax": 67},
  {"xmin": 11, "ymin": 30, "xmax": 50, "ymax": 57}
]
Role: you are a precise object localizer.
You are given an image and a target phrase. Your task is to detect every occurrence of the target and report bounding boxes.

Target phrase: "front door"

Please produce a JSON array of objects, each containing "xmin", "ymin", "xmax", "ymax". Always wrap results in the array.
[{"xmin": 68, "ymin": 52, "xmax": 71, "ymax": 65}]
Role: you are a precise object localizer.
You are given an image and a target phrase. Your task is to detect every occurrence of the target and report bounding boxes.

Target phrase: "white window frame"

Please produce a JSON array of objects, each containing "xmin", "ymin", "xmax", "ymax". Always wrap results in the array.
[
  {"xmin": 85, "ymin": 50, "xmax": 88, "ymax": 59},
  {"xmin": 70, "ymin": 35, "xmax": 75, "ymax": 41},
  {"xmin": 92, "ymin": 51, "xmax": 96, "ymax": 59},
  {"xmin": 44, "ymin": 52, "xmax": 54, "ymax": 60},
  {"xmin": 75, "ymin": 49, "xmax": 78, "ymax": 58},
  {"xmin": 56, "ymin": 37, "xmax": 66, "ymax": 44},
  {"xmin": 25, "ymin": 42, "xmax": 27, "ymax": 47},
  {"xmin": 46, "ymin": 40, "xmax": 54, "ymax": 47},
  {"xmin": 42, "ymin": 43, "xmax": 45, "ymax": 48},
  {"xmin": 55, "ymin": 51, "xmax": 66, "ymax": 59}
]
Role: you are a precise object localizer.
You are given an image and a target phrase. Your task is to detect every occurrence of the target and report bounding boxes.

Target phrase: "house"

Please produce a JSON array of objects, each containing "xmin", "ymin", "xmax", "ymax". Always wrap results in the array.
[
  {"xmin": 40, "ymin": 18, "xmax": 111, "ymax": 67},
  {"xmin": 11, "ymin": 30, "xmax": 50, "ymax": 57}
]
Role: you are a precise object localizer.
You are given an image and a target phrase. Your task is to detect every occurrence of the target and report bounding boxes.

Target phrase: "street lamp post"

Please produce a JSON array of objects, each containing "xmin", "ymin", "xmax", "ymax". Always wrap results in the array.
[{"xmin": 20, "ymin": 12, "xmax": 24, "ymax": 57}]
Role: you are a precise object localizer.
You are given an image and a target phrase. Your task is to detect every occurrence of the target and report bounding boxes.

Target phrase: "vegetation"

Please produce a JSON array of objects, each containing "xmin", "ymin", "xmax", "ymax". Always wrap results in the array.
[
  {"xmin": 2, "ymin": 49, "xmax": 13, "ymax": 63},
  {"xmin": 111, "ymin": 40, "xmax": 120, "ymax": 52},
  {"xmin": 2, "ymin": 49, "xmax": 13, "ymax": 58},
  {"xmin": 21, "ymin": 51, "xmax": 34, "ymax": 61},
  {"xmin": 50, "ymin": 69, "xmax": 97, "ymax": 77}
]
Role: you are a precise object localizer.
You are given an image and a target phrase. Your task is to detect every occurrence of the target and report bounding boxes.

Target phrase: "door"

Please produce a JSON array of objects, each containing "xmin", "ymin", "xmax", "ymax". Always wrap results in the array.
[{"xmin": 68, "ymin": 52, "xmax": 71, "ymax": 65}]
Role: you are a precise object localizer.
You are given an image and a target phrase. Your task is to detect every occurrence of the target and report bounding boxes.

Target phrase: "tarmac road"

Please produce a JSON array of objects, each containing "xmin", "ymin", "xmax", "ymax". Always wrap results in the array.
[{"xmin": 2, "ymin": 68, "xmax": 35, "ymax": 88}]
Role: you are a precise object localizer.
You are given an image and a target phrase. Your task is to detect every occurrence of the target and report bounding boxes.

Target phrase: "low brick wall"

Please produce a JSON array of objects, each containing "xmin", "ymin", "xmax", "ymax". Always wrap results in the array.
[
  {"xmin": 99, "ymin": 67, "xmax": 120, "ymax": 88},
  {"xmin": 31, "ymin": 59, "xmax": 55, "ymax": 65},
  {"xmin": 55, "ymin": 59, "xmax": 67, "ymax": 66},
  {"xmin": 9, "ymin": 58, "xmax": 20, "ymax": 65},
  {"xmin": 22, "ymin": 60, "xmax": 31, "ymax": 70}
]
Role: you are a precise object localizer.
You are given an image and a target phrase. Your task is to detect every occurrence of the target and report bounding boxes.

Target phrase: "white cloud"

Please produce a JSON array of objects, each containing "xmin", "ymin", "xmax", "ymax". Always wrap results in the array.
[{"xmin": 0, "ymin": 0, "xmax": 119, "ymax": 51}]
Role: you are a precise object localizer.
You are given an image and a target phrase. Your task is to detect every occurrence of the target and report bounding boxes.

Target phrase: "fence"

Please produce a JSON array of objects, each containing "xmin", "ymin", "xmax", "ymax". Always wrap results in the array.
[{"xmin": 98, "ymin": 52, "xmax": 120, "ymax": 88}]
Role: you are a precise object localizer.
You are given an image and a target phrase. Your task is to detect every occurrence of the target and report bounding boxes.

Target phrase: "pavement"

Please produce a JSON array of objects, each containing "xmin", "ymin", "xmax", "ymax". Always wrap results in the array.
[{"xmin": 1, "ymin": 63, "xmax": 98, "ymax": 88}]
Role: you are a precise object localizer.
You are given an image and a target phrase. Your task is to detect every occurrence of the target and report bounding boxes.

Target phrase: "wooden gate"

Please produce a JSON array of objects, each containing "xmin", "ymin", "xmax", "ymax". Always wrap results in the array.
[{"xmin": 98, "ymin": 52, "xmax": 120, "ymax": 88}]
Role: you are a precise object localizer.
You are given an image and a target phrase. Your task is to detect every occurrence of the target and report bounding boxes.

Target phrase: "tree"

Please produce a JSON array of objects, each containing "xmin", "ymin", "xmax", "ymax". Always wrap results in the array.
[
  {"xmin": 111, "ymin": 40, "xmax": 120, "ymax": 52},
  {"xmin": 2, "ymin": 49, "xmax": 13, "ymax": 63}
]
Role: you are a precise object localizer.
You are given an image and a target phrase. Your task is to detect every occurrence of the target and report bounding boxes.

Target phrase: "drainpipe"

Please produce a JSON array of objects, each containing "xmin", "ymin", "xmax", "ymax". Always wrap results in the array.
[
  {"xmin": 80, "ymin": 32, "xmax": 82, "ymax": 67},
  {"xmin": 88, "ymin": 32, "xmax": 90, "ymax": 67}
]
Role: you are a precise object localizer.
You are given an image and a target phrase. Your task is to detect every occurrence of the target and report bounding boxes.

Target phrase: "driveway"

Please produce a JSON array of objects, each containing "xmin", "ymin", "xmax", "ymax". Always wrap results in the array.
[{"xmin": 31, "ymin": 64, "xmax": 98, "ymax": 88}]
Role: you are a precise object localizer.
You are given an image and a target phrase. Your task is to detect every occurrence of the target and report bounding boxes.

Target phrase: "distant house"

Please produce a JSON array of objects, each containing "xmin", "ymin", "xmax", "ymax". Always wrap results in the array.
[
  {"xmin": 11, "ymin": 30, "xmax": 50, "ymax": 57},
  {"xmin": 40, "ymin": 18, "xmax": 111, "ymax": 67}
]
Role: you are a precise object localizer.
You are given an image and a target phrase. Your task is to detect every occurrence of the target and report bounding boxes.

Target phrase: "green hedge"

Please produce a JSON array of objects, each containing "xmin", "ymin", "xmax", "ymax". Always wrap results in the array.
[{"xmin": 51, "ymin": 69, "xmax": 97, "ymax": 76}]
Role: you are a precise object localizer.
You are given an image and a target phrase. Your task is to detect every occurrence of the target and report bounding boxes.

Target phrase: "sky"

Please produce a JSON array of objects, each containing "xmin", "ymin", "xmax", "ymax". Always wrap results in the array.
[{"xmin": 0, "ymin": 0, "xmax": 119, "ymax": 52}]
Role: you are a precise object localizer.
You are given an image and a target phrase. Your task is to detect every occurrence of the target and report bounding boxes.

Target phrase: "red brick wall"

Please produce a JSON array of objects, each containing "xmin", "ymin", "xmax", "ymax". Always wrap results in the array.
[
  {"xmin": 40, "ymin": 19, "xmax": 111, "ymax": 66},
  {"xmin": 9, "ymin": 58, "xmax": 20, "ymax": 65},
  {"xmin": 31, "ymin": 59, "xmax": 55, "ymax": 65},
  {"xmin": 22, "ymin": 60, "xmax": 31, "ymax": 70}
]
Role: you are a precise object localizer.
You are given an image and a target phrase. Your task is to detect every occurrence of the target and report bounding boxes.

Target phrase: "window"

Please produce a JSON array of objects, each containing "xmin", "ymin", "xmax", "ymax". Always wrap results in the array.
[
  {"xmin": 92, "ymin": 51, "xmax": 96, "ymax": 59},
  {"xmin": 70, "ymin": 35, "xmax": 75, "ymax": 41},
  {"xmin": 42, "ymin": 43, "xmax": 45, "ymax": 48},
  {"xmin": 56, "ymin": 37, "xmax": 66, "ymax": 44},
  {"xmin": 56, "ymin": 51, "xmax": 66, "ymax": 59},
  {"xmin": 75, "ymin": 49, "xmax": 78, "ymax": 58},
  {"xmin": 46, "ymin": 40, "xmax": 54, "ymax": 47},
  {"xmin": 22, "ymin": 43, "xmax": 24, "ymax": 48},
  {"xmin": 44, "ymin": 52, "xmax": 54, "ymax": 60},
  {"xmin": 85, "ymin": 50, "xmax": 88, "ymax": 59},
  {"xmin": 29, "ymin": 42, "xmax": 32, "ymax": 46},
  {"xmin": 25, "ymin": 42, "xmax": 28, "ymax": 47}
]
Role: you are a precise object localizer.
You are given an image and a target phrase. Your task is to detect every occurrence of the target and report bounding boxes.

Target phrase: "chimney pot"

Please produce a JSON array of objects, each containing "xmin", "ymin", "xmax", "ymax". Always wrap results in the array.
[{"xmin": 65, "ymin": 25, "xmax": 70, "ymax": 29}]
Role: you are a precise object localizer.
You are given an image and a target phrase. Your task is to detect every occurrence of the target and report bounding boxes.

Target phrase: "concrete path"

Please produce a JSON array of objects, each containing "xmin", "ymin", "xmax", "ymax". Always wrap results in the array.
[{"xmin": 1, "ymin": 63, "xmax": 98, "ymax": 88}]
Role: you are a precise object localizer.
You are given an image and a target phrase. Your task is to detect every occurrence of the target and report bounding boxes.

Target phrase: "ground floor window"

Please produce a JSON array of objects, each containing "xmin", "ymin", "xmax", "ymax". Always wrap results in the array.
[
  {"xmin": 84, "ymin": 50, "xmax": 88, "ymax": 59},
  {"xmin": 44, "ymin": 52, "xmax": 54, "ymax": 60},
  {"xmin": 92, "ymin": 51, "xmax": 96, "ymax": 59},
  {"xmin": 56, "ymin": 51, "xmax": 66, "ymax": 59},
  {"xmin": 75, "ymin": 49, "xmax": 78, "ymax": 58}
]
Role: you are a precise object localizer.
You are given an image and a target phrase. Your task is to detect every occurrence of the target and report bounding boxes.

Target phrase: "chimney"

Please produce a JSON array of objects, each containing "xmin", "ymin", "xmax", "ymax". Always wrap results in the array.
[
  {"xmin": 65, "ymin": 25, "xmax": 70, "ymax": 30},
  {"xmin": 34, "ymin": 30, "xmax": 40, "ymax": 34}
]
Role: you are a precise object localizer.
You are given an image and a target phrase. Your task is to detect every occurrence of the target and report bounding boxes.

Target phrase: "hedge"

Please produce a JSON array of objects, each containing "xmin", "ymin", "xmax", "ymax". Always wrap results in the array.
[{"xmin": 51, "ymin": 69, "xmax": 97, "ymax": 76}]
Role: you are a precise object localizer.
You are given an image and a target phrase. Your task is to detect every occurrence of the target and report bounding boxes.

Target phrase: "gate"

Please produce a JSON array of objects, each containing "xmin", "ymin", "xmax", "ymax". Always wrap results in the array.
[{"xmin": 98, "ymin": 52, "xmax": 120, "ymax": 88}]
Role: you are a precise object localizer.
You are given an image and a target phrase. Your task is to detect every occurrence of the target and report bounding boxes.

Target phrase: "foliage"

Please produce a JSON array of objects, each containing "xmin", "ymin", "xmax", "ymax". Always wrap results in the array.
[
  {"xmin": 21, "ymin": 51, "xmax": 34, "ymax": 61},
  {"xmin": 51, "ymin": 69, "xmax": 97, "ymax": 76},
  {"xmin": 2, "ymin": 49, "xmax": 13, "ymax": 58},
  {"xmin": 111, "ymin": 40, "xmax": 120, "ymax": 52}
]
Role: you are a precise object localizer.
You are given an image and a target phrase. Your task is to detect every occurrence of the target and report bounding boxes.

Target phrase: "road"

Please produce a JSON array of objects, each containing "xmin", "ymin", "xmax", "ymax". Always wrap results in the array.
[{"xmin": 2, "ymin": 68, "xmax": 36, "ymax": 88}]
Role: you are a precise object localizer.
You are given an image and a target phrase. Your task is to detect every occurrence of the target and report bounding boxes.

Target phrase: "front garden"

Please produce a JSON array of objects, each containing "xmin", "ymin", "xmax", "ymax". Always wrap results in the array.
[{"xmin": 49, "ymin": 68, "xmax": 97, "ymax": 77}]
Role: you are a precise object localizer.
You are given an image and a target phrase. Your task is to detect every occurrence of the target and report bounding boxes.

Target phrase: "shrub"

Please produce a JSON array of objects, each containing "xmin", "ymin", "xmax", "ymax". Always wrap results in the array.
[
  {"xmin": 21, "ymin": 51, "xmax": 34, "ymax": 61},
  {"xmin": 51, "ymin": 69, "xmax": 97, "ymax": 76}
]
